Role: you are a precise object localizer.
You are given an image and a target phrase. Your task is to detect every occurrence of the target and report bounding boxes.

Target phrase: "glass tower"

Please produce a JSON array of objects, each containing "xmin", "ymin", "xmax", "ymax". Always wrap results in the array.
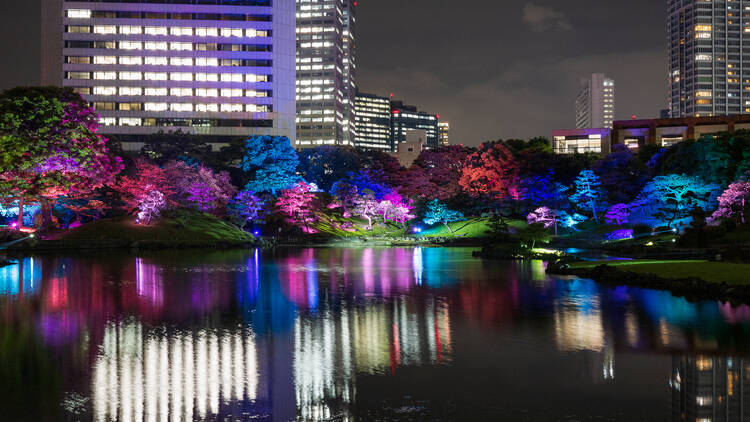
[{"xmin": 668, "ymin": 0, "xmax": 750, "ymax": 117}]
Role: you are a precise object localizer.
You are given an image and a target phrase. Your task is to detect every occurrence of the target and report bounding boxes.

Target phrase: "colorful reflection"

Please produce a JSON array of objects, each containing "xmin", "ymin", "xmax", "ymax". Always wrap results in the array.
[{"xmin": 1, "ymin": 248, "xmax": 750, "ymax": 420}]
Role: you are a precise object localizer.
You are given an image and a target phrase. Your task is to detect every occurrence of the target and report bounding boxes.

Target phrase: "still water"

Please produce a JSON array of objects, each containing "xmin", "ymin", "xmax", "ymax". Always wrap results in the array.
[{"xmin": 1, "ymin": 247, "xmax": 749, "ymax": 421}]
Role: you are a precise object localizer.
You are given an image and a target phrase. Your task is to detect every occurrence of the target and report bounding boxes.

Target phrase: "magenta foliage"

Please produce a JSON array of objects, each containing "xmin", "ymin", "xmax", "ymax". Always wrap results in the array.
[
  {"xmin": 710, "ymin": 181, "xmax": 750, "ymax": 225},
  {"xmin": 136, "ymin": 190, "xmax": 166, "ymax": 225},
  {"xmin": 375, "ymin": 192, "xmax": 415, "ymax": 227},
  {"xmin": 605, "ymin": 203, "xmax": 630, "ymax": 226},
  {"xmin": 165, "ymin": 161, "xmax": 236, "ymax": 213},
  {"xmin": 276, "ymin": 182, "xmax": 317, "ymax": 230}
]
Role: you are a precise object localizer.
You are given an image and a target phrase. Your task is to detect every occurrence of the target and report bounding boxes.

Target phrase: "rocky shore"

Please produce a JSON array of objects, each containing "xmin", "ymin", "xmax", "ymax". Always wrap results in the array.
[{"xmin": 547, "ymin": 262, "xmax": 750, "ymax": 305}]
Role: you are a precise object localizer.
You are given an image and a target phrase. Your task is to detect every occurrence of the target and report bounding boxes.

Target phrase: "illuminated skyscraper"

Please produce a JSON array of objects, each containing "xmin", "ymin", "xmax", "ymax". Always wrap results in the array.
[
  {"xmin": 41, "ymin": 0, "xmax": 296, "ymax": 150},
  {"xmin": 295, "ymin": 0, "xmax": 357, "ymax": 148},
  {"xmin": 576, "ymin": 73, "xmax": 615, "ymax": 129},
  {"xmin": 668, "ymin": 0, "xmax": 750, "ymax": 117},
  {"xmin": 390, "ymin": 101, "xmax": 439, "ymax": 149},
  {"xmin": 354, "ymin": 92, "xmax": 391, "ymax": 151},
  {"xmin": 438, "ymin": 121, "xmax": 450, "ymax": 146}
]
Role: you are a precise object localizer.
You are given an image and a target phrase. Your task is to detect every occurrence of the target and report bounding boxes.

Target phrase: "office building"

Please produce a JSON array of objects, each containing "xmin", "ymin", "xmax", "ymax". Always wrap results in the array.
[
  {"xmin": 295, "ymin": 0, "xmax": 357, "ymax": 148},
  {"xmin": 576, "ymin": 73, "xmax": 615, "ymax": 129},
  {"xmin": 551, "ymin": 128, "xmax": 611, "ymax": 155},
  {"xmin": 612, "ymin": 114, "xmax": 750, "ymax": 148},
  {"xmin": 390, "ymin": 101, "xmax": 439, "ymax": 149},
  {"xmin": 438, "ymin": 121, "xmax": 450, "ymax": 146},
  {"xmin": 41, "ymin": 0, "xmax": 296, "ymax": 150},
  {"xmin": 354, "ymin": 92, "xmax": 392, "ymax": 151},
  {"xmin": 668, "ymin": 0, "xmax": 750, "ymax": 117}
]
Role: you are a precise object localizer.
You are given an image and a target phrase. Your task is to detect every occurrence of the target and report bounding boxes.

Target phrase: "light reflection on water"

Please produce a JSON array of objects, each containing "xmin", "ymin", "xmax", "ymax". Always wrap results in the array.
[{"xmin": 1, "ymin": 247, "xmax": 750, "ymax": 420}]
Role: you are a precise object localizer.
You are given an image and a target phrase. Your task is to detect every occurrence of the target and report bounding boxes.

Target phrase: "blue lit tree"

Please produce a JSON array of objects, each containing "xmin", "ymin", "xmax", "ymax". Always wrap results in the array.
[
  {"xmin": 240, "ymin": 135, "xmax": 300, "ymax": 195},
  {"xmin": 423, "ymin": 199, "xmax": 465, "ymax": 233},
  {"xmin": 227, "ymin": 190, "xmax": 265, "ymax": 228},
  {"xmin": 637, "ymin": 174, "xmax": 720, "ymax": 228},
  {"xmin": 297, "ymin": 146, "xmax": 361, "ymax": 192},
  {"xmin": 569, "ymin": 170, "xmax": 605, "ymax": 223}
]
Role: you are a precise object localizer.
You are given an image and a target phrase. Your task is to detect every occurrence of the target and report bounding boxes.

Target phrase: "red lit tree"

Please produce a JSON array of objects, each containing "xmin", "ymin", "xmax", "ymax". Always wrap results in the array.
[
  {"xmin": 114, "ymin": 159, "xmax": 177, "ymax": 219},
  {"xmin": 459, "ymin": 141, "xmax": 519, "ymax": 200},
  {"xmin": 0, "ymin": 87, "xmax": 123, "ymax": 228}
]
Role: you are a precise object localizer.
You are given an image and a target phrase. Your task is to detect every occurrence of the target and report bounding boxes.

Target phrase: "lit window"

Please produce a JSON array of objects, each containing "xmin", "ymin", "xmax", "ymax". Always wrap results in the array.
[
  {"xmin": 196, "ymin": 27, "xmax": 218, "ymax": 37},
  {"xmin": 145, "ymin": 42, "xmax": 168, "ymax": 51},
  {"xmin": 120, "ymin": 41, "xmax": 142, "ymax": 50},
  {"xmin": 119, "ymin": 87, "xmax": 142, "ymax": 96},
  {"xmin": 119, "ymin": 56, "xmax": 142, "ymax": 65},
  {"xmin": 93, "ymin": 56, "xmax": 117, "ymax": 65},
  {"xmin": 170, "ymin": 73, "xmax": 193, "ymax": 81},
  {"xmin": 144, "ymin": 27, "xmax": 168, "ymax": 36},
  {"xmin": 119, "ymin": 71, "xmax": 142, "ymax": 80},
  {"xmin": 246, "ymin": 104, "xmax": 258, "ymax": 112},
  {"xmin": 220, "ymin": 74, "xmax": 243, "ymax": 82},
  {"xmin": 93, "ymin": 86, "xmax": 116, "ymax": 95},
  {"xmin": 196, "ymin": 88, "xmax": 218, "ymax": 97},
  {"xmin": 93, "ymin": 25, "xmax": 116, "ymax": 34},
  {"xmin": 144, "ymin": 103, "xmax": 168, "ymax": 112},
  {"xmin": 94, "ymin": 72, "xmax": 116, "ymax": 80},
  {"xmin": 120, "ymin": 26, "xmax": 142, "ymax": 35},
  {"xmin": 170, "ymin": 27, "xmax": 193, "ymax": 36},
  {"xmin": 145, "ymin": 87, "xmax": 167, "ymax": 96},
  {"xmin": 196, "ymin": 103, "xmax": 219, "ymax": 112},
  {"xmin": 170, "ymin": 42, "xmax": 193, "ymax": 51},
  {"xmin": 100, "ymin": 117, "xmax": 117, "ymax": 126},
  {"xmin": 196, "ymin": 73, "xmax": 218, "ymax": 82},
  {"xmin": 170, "ymin": 57, "xmax": 193, "ymax": 66},
  {"xmin": 196, "ymin": 58, "xmax": 218, "ymax": 67},
  {"xmin": 220, "ymin": 104, "xmax": 243, "ymax": 112},
  {"xmin": 144, "ymin": 57, "xmax": 168, "ymax": 66},
  {"xmin": 169, "ymin": 88, "xmax": 193, "ymax": 97},
  {"xmin": 67, "ymin": 9, "xmax": 91, "ymax": 19},
  {"xmin": 144, "ymin": 72, "xmax": 167, "ymax": 81},
  {"xmin": 119, "ymin": 118, "xmax": 142, "ymax": 126},
  {"xmin": 170, "ymin": 103, "xmax": 193, "ymax": 112},
  {"xmin": 221, "ymin": 89, "xmax": 242, "ymax": 97}
]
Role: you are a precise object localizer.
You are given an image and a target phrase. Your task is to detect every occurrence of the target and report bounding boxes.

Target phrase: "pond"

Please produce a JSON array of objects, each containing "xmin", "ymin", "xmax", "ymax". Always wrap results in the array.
[{"xmin": 1, "ymin": 247, "xmax": 749, "ymax": 421}]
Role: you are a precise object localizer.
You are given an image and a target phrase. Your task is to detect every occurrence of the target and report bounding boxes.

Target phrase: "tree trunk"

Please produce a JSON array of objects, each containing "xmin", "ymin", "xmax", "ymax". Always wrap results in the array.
[
  {"xmin": 591, "ymin": 201, "xmax": 598, "ymax": 224},
  {"xmin": 17, "ymin": 198, "xmax": 24, "ymax": 228},
  {"xmin": 40, "ymin": 199, "xmax": 53, "ymax": 230},
  {"xmin": 743, "ymin": 197, "xmax": 746, "ymax": 225},
  {"xmin": 366, "ymin": 216, "xmax": 372, "ymax": 230},
  {"xmin": 444, "ymin": 222, "xmax": 454, "ymax": 233}
]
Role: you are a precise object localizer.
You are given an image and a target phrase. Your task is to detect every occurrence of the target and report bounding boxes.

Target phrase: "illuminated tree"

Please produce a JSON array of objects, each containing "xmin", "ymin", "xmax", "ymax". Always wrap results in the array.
[
  {"xmin": 328, "ymin": 181, "xmax": 359, "ymax": 218},
  {"xmin": 227, "ymin": 190, "xmax": 265, "ymax": 228},
  {"xmin": 165, "ymin": 161, "xmax": 236, "ymax": 213},
  {"xmin": 637, "ymin": 174, "xmax": 719, "ymax": 227},
  {"xmin": 115, "ymin": 159, "xmax": 177, "ymax": 219},
  {"xmin": 241, "ymin": 135, "xmax": 300, "ymax": 195},
  {"xmin": 517, "ymin": 175, "xmax": 568, "ymax": 209},
  {"xmin": 403, "ymin": 145, "xmax": 474, "ymax": 200},
  {"xmin": 0, "ymin": 87, "xmax": 123, "ymax": 228},
  {"xmin": 527, "ymin": 207, "xmax": 560, "ymax": 235},
  {"xmin": 605, "ymin": 203, "xmax": 630, "ymax": 226},
  {"xmin": 423, "ymin": 199, "xmax": 465, "ymax": 233},
  {"xmin": 459, "ymin": 141, "xmax": 519, "ymax": 199},
  {"xmin": 136, "ymin": 190, "xmax": 166, "ymax": 225},
  {"xmin": 352, "ymin": 190, "xmax": 378, "ymax": 230},
  {"xmin": 276, "ymin": 182, "xmax": 317, "ymax": 232},
  {"xmin": 569, "ymin": 170, "xmax": 605, "ymax": 223},
  {"xmin": 375, "ymin": 192, "xmax": 415, "ymax": 228},
  {"xmin": 710, "ymin": 181, "xmax": 750, "ymax": 224}
]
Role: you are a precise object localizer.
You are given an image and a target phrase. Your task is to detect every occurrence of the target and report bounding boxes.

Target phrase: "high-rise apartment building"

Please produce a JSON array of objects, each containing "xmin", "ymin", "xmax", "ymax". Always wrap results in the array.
[
  {"xmin": 575, "ymin": 73, "xmax": 615, "ymax": 129},
  {"xmin": 41, "ymin": 0, "xmax": 296, "ymax": 149},
  {"xmin": 668, "ymin": 0, "xmax": 750, "ymax": 117},
  {"xmin": 295, "ymin": 0, "xmax": 357, "ymax": 148},
  {"xmin": 390, "ymin": 101, "xmax": 439, "ymax": 149},
  {"xmin": 354, "ymin": 92, "xmax": 391, "ymax": 151},
  {"xmin": 438, "ymin": 121, "xmax": 450, "ymax": 146}
]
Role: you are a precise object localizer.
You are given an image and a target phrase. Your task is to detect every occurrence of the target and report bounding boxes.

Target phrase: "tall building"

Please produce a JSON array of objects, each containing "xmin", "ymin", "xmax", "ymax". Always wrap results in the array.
[
  {"xmin": 41, "ymin": 0, "xmax": 296, "ymax": 149},
  {"xmin": 438, "ymin": 121, "xmax": 450, "ymax": 146},
  {"xmin": 575, "ymin": 73, "xmax": 615, "ymax": 129},
  {"xmin": 668, "ymin": 0, "xmax": 750, "ymax": 117},
  {"xmin": 295, "ymin": 0, "xmax": 357, "ymax": 148},
  {"xmin": 354, "ymin": 92, "xmax": 392, "ymax": 151},
  {"xmin": 390, "ymin": 101, "xmax": 439, "ymax": 149}
]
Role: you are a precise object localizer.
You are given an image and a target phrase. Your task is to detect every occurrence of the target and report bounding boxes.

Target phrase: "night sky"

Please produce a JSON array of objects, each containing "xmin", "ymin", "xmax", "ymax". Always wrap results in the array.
[{"xmin": 0, "ymin": 0, "xmax": 667, "ymax": 146}]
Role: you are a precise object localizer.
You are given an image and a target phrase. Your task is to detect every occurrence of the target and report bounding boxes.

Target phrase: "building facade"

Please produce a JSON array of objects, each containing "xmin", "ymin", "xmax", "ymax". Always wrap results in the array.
[
  {"xmin": 551, "ymin": 128, "xmax": 611, "ymax": 155},
  {"xmin": 611, "ymin": 114, "xmax": 750, "ymax": 148},
  {"xmin": 576, "ymin": 73, "xmax": 615, "ymax": 129},
  {"xmin": 295, "ymin": 0, "xmax": 357, "ymax": 148},
  {"xmin": 390, "ymin": 101, "xmax": 439, "ymax": 149},
  {"xmin": 438, "ymin": 121, "xmax": 450, "ymax": 146},
  {"xmin": 41, "ymin": 0, "xmax": 296, "ymax": 149},
  {"xmin": 668, "ymin": 0, "xmax": 750, "ymax": 117},
  {"xmin": 353, "ymin": 92, "xmax": 391, "ymax": 151}
]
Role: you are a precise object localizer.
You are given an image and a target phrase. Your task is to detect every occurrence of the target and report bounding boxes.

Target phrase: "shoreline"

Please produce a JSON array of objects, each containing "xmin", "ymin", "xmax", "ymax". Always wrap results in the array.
[{"xmin": 548, "ymin": 262, "xmax": 750, "ymax": 305}]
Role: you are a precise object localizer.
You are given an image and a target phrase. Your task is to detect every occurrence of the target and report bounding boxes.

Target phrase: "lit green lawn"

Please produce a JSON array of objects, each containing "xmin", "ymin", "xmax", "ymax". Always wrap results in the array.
[
  {"xmin": 60, "ymin": 210, "xmax": 253, "ymax": 243},
  {"xmin": 569, "ymin": 259, "xmax": 750, "ymax": 284},
  {"xmin": 420, "ymin": 218, "xmax": 526, "ymax": 238}
]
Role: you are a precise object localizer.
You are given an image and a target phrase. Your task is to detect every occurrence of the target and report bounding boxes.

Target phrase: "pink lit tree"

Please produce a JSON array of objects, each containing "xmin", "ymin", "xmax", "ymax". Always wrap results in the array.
[
  {"xmin": 376, "ymin": 192, "xmax": 415, "ymax": 228},
  {"xmin": 527, "ymin": 207, "xmax": 561, "ymax": 235},
  {"xmin": 710, "ymin": 181, "xmax": 750, "ymax": 224},
  {"xmin": 165, "ymin": 161, "xmax": 236, "ymax": 213},
  {"xmin": 276, "ymin": 182, "xmax": 318, "ymax": 232},
  {"xmin": 115, "ymin": 159, "xmax": 176, "ymax": 224},
  {"xmin": 605, "ymin": 203, "xmax": 631, "ymax": 226},
  {"xmin": 136, "ymin": 190, "xmax": 166, "ymax": 225},
  {"xmin": 352, "ymin": 190, "xmax": 379, "ymax": 230}
]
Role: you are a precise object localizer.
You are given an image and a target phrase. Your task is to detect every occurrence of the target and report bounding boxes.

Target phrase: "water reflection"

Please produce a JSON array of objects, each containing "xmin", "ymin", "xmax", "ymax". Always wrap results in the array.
[{"xmin": 1, "ymin": 248, "xmax": 750, "ymax": 420}]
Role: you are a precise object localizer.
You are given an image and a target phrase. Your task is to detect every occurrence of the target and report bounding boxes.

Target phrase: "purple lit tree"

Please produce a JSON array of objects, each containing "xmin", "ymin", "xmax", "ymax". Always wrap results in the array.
[
  {"xmin": 710, "ymin": 181, "xmax": 750, "ymax": 224},
  {"xmin": 136, "ymin": 190, "xmax": 166, "ymax": 225},
  {"xmin": 605, "ymin": 203, "xmax": 631, "ymax": 226},
  {"xmin": 228, "ymin": 190, "xmax": 265, "ymax": 228},
  {"xmin": 527, "ymin": 207, "xmax": 561, "ymax": 235},
  {"xmin": 423, "ymin": 199, "xmax": 465, "ymax": 233},
  {"xmin": 376, "ymin": 192, "xmax": 415, "ymax": 228},
  {"xmin": 569, "ymin": 170, "xmax": 605, "ymax": 224},
  {"xmin": 165, "ymin": 161, "xmax": 236, "ymax": 213},
  {"xmin": 276, "ymin": 182, "xmax": 317, "ymax": 232}
]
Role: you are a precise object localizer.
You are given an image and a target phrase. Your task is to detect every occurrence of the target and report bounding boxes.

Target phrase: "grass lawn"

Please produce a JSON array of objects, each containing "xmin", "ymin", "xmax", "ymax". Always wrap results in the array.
[
  {"xmin": 59, "ymin": 210, "xmax": 252, "ymax": 243},
  {"xmin": 420, "ymin": 218, "xmax": 526, "ymax": 238},
  {"xmin": 568, "ymin": 259, "xmax": 750, "ymax": 284}
]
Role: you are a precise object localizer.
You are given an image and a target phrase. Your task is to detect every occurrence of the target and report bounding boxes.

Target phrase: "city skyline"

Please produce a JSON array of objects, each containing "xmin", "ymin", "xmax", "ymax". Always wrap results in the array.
[{"xmin": 2, "ymin": 1, "xmax": 666, "ymax": 146}]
